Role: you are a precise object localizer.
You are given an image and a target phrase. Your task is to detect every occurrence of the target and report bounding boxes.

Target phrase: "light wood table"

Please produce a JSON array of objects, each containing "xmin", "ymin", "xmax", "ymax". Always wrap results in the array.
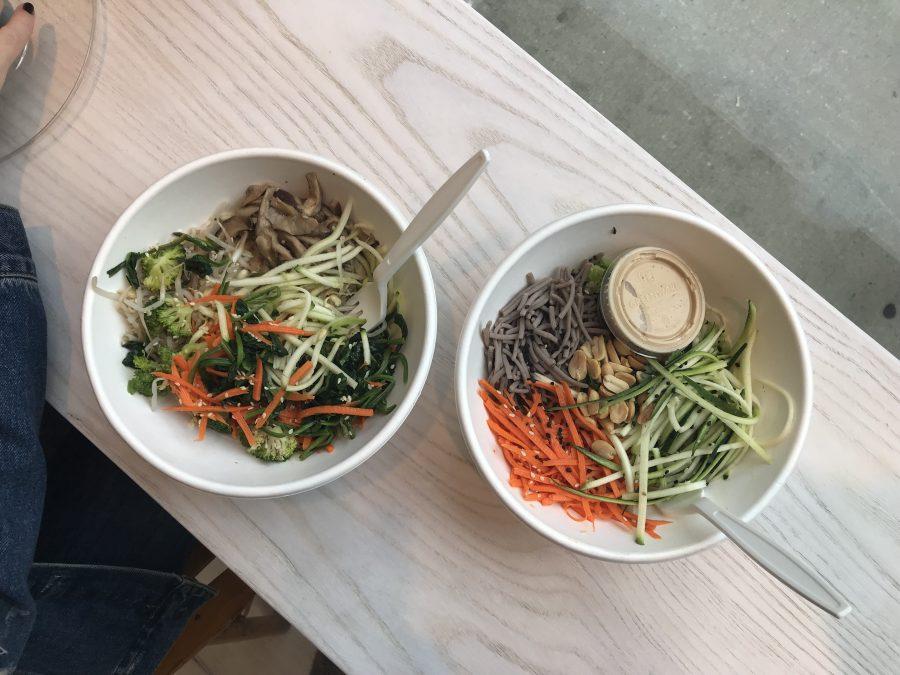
[{"xmin": 2, "ymin": 1, "xmax": 898, "ymax": 672}]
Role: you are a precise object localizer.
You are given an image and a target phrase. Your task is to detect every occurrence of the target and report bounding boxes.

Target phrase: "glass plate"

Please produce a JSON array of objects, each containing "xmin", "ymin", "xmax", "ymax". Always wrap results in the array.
[{"xmin": 0, "ymin": 0, "xmax": 98, "ymax": 162}]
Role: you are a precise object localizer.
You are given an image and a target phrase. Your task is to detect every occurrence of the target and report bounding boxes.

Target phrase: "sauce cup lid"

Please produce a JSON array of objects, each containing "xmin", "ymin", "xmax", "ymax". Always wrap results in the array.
[{"xmin": 599, "ymin": 246, "xmax": 705, "ymax": 358}]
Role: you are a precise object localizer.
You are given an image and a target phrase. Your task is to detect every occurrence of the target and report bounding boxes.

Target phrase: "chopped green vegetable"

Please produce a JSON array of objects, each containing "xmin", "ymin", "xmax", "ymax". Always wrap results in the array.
[
  {"xmin": 107, "ymin": 252, "xmax": 142, "ymax": 288},
  {"xmin": 584, "ymin": 261, "xmax": 609, "ymax": 294},
  {"xmin": 127, "ymin": 371, "xmax": 157, "ymax": 396},
  {"xmin": 247, "ymin": 434, "xmax": 298, "ymax": 462},
  {"xmin": 140, "ymin": 245, "xmax": 185, "ymax": 291},
  {"xmin": 146, "ymin": 298, "xmax": 194, "ymax": 338},
  {"xmin": 124, "ymin": 345, "xmax": 174, "ymax": 397}
]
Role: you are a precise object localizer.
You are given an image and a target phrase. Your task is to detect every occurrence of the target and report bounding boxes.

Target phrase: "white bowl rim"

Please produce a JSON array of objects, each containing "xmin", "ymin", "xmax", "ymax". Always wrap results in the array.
[
  {"xmin": 82, "ymin": 147, "xmax": 437, "ymax": 498},
  {"xmin": 455, "ymin": 204, "xmax": 813, "ymax": 562}
]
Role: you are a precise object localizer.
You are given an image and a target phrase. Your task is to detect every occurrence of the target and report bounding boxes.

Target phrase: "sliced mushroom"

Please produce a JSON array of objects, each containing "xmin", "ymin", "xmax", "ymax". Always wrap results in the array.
[
  {"xmin": 327, "ymin": 199, "xmax": 342, "ymax": 217},
  {"xmin": 271, "ymin": 193, "xmax": 298, "ymax": 217},
  {"xmin": 274, "ymin": 188, "xmax": 298, "ymax": 208},
  {"xmin": 255, "ymin": 187, "xmax": 293, "ymax": 263},
  {"xmin": 280, "ymin": 234, "xmax": 306, "ymax": 257},
  {"xmin": 220, "ymin": 215, "xmax": 250, "ymax": 239},
  {"xmin": 217, "ymin": 175, "xmax": 350, "ymax": 265},
  {"xmin": 240, "ymin": 183, "xmax": 271, "ymax": 207},
  {"xmin": 301, "ymin": 173, "xmax": 322, "ymax": 217},
  {"xmin": 272, "ymin": 215, "xmax": 329, "ymax": 238}
]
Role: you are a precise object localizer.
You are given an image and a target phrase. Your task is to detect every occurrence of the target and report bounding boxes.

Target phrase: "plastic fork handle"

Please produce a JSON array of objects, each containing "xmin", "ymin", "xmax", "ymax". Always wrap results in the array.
[
  {"xmin": 372, "ymin": 149, "xmax": 490, "ymax": 289},
  {"xmin": 694, "ymin": 497, "xmax": 852, "ymax": 618}
]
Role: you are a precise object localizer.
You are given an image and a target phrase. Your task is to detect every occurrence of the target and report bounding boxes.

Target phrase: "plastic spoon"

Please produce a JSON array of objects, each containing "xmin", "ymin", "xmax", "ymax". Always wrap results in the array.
[{"xmin": 350, "ymin": 149, "xmax": 490, "ymax": 328}]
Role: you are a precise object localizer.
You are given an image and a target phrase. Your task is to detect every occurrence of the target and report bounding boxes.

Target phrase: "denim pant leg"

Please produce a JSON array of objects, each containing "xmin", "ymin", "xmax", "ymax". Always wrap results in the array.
[
  {"xmin": 0, "ymin": 205, "xmax": 48, "ymax": 671},
  {"xmin": 16, "ymin": 564, "xmax": 212, "ymax": 675}
]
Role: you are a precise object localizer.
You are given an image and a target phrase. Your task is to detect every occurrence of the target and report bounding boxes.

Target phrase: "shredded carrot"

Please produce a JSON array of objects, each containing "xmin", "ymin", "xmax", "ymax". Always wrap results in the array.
[
  {"xmin": 325, "ymin": 444, "xmax": 335, "ymax": 453},
  {"xmin": 245, "ymin": 331, "xmax": 272, "ymax": 346},
  {"xmin": 477, "ymin": 379, "xmax": 668, "ymax": 535},
  {"xmin": 172, "ymin": 354, "xmax": 189, "ymax": 373},
  {"xmin": 205, "ymin": 368, "xmax": 229, "ymax": 377},
  {"xmin": 242, "ymin": 322, "xmax": 314, "ymax": 337},
  {"xmin": 163, "ymin": 404, "xmax": 252, "ymax": 413},
  {"xmin": 153, "ymin": 372, "xmax": 210, "ymax": 400},
  {"xmin": 288, "ymin": 405, "xmax": 374, "ymax": 419},
  {"xmin": 232, "ymin": 411, "xmax": 256, "ymax": 446},
  {"xmin": 366, "ymin": 381, "xmax": 384, "ymax": 388},
  {"xmin": 255, "ymin": 389, "xmax": 286, "ymax": 429},
  {"xmin": 197, "ymin": 415, "xmax": 208, "ymax": 441},
  {"xmin": 252, "ymin": 362, "xmax": 312, "ymax": 429},
  {"xmin": 211, "ymin": 387, "xmax": 248, "ymax": 402},
  {"xmin": 192, "ymin": 293, "xmax": 240, "ymax": 305},
  {"xmin": 288, "ymin": 361, "xmax": 313, "ymax": 386},
  {"xmin": 186, "ymin": 350, "xmax": 203, "ymax": 374},
  {"xmin": 252, "ymin": 358, "xmax": 264, "ymax": 401}
]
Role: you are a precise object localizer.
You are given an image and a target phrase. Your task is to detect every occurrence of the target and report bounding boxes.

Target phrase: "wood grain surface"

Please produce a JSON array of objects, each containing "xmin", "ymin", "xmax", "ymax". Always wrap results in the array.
[{"xmin": 1, "ymin": 1, "xmax": 897, "ymax": 672}]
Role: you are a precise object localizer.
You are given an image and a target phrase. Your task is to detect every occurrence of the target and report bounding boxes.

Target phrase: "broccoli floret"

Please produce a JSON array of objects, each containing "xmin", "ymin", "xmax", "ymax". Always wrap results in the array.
[
  {"xmin": 131, "ymin": 355, "xmax": 161, "ymax": 372},
  {"xmin": 247, "ymin": 434, "xmax": 298, "ymax": 462},
  {"xmin": 126, "ymin": 346, "xmax": 175, "ymax": 397},
  {"xmin": 130, "ymin": 348, "xmax": 173, "ymax": 374},
  {"xmin": 584, "ymin": 262, "xmax": 611, "ymax": 294},
  {"xmin": 140, "ymin": 245, "xmax": 185, "ymax": 291},
  {"xmin": 127, "ymin": 371, "xmax": 156, "ymax": 396},
  {"xmin": 146, "ymin": 298, "xmax": 194, "ymax": 338},
  {"xmin": 155, "ymin": 346, "xmax": 175, "ymax": 369}
]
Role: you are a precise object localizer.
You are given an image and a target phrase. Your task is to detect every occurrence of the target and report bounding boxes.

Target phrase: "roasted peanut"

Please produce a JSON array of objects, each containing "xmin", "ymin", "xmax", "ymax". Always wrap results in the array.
[
  {"xmin": 618, "ymin": 372, "xmax": 637, "ymax": 387},
  {"xmin": 585, "ymin": 388, "xmax": 601, "ymax": 416},
  {"xmin": 637, "ymin": 401, "xmax": 655, "ymax": 425},
  {"xmin": 627, "ymin": 355, "xmax": 646, "ymax": 370},
  {"xmin": 606, "ymin": 338, "xmax": 620, "ymax": 364},
  {"xmin": 613, "ymin": 338, "xmax": 632, "ymax": 357},
  {"xmin": 602, "ymin": 375, "xmax": 629, "ymax": 394},
  {"xmin": 590, "ymin": 336, "xmax": 607, "ymax": 361},
  {"xmin": 609, "ymin": 402, "xmax": 629, "ymax": 424},
  {"xmin": 590, "ymin": 439, "xmax": 616, "ymax": 460},
  {"xmin": 568, "ymin": 350, "xmax": 588, "ymax": 381}
]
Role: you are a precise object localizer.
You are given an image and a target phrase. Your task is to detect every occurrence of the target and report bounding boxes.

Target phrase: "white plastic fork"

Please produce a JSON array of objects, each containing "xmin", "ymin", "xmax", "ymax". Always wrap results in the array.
[{"xmin": 350, "ymin": 149, "xmax": 490, "ymax": 329}]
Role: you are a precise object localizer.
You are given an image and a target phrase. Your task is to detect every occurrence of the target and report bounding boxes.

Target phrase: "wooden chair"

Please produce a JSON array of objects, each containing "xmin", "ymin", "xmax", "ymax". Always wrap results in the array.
[{"xmin": 154, "ymin": 545, "xmax": 290, "ymax": 674}]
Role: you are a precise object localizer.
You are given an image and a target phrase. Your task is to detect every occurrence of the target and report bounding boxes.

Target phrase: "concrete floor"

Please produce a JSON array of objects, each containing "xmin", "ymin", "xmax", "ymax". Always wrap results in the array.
[{"xmin": 472, "ymin": 0, "xmax": 900, "ymax": 356}]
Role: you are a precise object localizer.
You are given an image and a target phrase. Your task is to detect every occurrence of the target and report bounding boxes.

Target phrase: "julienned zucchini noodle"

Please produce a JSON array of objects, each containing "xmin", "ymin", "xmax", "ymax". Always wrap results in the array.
[
  {"xmin": 93, "ymin": 175, "xmax": 408, "ymax": 462},
  {"xmin": 480, "ymin": 256, "xmax": 795, "ymax": 544}
]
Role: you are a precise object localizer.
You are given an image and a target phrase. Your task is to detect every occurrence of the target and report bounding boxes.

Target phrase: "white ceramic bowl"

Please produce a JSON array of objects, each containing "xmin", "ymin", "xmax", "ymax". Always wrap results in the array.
[
  {"xmin": 84, "ymin": 148, "xmax": 436, "ymax": 498},
  {"xmin": 456, "ymin": 205, "xmax": 812, "ymax": 562}
]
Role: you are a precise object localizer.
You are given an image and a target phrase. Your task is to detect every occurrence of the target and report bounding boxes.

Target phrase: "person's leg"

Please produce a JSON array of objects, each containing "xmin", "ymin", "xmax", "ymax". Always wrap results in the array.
[
  {"xmin": 35, "ymin": 405, "xmax": 199, "ymax": 573},
  {"xmin": 16, "ymin": 407, "xmax": 215, "ymax": 674},
  {"xmin": 0, "ymin": 204, "xmax": 47, "ymax": 671}
]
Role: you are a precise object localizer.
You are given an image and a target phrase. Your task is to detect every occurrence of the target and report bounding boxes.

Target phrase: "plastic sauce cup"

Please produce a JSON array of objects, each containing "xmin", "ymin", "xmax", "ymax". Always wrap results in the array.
[{"xmin": 599, "ymin": 246, "xmax": 705, "ymax": 358}]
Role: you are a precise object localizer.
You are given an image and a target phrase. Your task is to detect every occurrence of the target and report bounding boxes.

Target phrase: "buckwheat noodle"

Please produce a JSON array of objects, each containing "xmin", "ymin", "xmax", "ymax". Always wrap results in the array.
[{"xmin": 482, "ymin": 260, "xmax": 608, "ymax": 395}]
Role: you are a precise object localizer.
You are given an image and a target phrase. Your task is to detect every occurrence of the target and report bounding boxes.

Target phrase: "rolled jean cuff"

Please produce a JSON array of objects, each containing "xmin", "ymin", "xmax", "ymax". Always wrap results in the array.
[{"xmin": 0, "ymin": 205, "xmax": 36, "ymax": 280}]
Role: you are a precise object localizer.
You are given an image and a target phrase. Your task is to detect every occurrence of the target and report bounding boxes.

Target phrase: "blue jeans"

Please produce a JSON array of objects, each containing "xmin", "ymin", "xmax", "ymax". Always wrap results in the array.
[{"xmin": 0, "ymin": 206, "xmax": 213, "ymax": 674}]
